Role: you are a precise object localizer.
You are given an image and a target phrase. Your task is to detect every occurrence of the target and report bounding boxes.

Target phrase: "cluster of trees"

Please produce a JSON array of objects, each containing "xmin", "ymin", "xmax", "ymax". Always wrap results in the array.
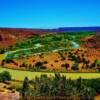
[
  {"xmin": 7, "ymin": 32, "xmax": 74, "ymax": 59},
  {"xmin": 68, "ymin": 50, "xmax": 99, "ymax": 71},
  {"xmin": 21, "ymin": 74, "xmax": 100, "ymax": 100},
  {"xmin": 19, "ymin": 61, "xmax": 47, "ymax": 71},
  {"xmin": 7, "ymin": 31, "xmax": 93, "ymax": 52},
  {"xmin": 68, "ymin": 51, "xmax": 88, "ymax": 63}
]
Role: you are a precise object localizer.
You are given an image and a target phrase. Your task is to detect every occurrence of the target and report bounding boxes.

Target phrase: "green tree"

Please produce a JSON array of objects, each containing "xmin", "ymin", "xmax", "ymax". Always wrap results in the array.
[
  {"xmin": 22, "ymin": 77, "xmax": 29, "ymax": 98},
  {"xmin": 0, "ymin": 71, "xmax": 11, "ymax": 82}
]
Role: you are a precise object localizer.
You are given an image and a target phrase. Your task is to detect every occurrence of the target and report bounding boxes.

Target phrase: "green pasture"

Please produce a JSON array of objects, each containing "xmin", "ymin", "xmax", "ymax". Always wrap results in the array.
[{"xmin": 0, "ymin": 67, "xmax": 100, "ymax": 81}]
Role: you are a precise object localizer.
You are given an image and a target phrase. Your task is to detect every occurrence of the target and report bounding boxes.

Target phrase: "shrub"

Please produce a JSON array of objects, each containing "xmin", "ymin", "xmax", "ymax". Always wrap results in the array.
[{"xmin": 71, "ymin": 62, "xmax": 79, "ymax": 71}]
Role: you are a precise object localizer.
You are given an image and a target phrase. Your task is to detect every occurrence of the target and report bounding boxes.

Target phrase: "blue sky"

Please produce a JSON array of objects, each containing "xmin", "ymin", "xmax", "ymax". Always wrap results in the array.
[{"xmin": 0, "ymin": 0, "xmax": 100, "ymax": 28}]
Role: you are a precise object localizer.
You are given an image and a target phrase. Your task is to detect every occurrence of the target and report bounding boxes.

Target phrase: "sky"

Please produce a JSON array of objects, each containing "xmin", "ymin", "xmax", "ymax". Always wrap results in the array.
[{"xmin": 0, "ymin": 0, "xmax": 100, "ymax": 28}]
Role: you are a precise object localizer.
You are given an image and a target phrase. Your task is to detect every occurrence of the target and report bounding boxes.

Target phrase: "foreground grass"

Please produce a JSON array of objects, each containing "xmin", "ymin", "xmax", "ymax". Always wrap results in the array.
[{"xmin": 0, "ymin": 67, "xmax": 100, "ymax": 81}]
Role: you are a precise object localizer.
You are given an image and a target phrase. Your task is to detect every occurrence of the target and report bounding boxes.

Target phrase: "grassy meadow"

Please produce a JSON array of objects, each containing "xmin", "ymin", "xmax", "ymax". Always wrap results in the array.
[{"xmin": 0, "ymin": 67, "xmax": 100, "ymax": 81}]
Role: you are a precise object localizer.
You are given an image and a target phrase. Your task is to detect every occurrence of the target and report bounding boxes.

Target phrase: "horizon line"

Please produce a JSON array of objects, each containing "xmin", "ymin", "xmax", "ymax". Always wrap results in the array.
[{"xmin": 0, "ymin": 26, "xmax": 100, "ymax": 29}]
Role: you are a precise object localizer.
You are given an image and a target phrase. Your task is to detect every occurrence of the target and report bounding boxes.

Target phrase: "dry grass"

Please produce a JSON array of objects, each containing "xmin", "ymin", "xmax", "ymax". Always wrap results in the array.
[{"xmin": 2, "ymin": 48, "xmax": 100, "ymax": 72}]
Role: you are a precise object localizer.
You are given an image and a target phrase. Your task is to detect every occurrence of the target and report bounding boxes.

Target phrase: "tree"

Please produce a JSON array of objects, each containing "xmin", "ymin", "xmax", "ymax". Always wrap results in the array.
[
  {"xmin": 35, "ymin": 61, "xmax": 46, "ymax": 70},
  {"xmin": 0, "ymin": 71, "xmax": 11, "ymax": 82},
  {"xmin": 61, "ymin": 63, "xmax": 69, "ymax": 69},
  {"xmin": 89, "ymin": 60, "xmax": 97, "ymax": 69},
  {"xmin": 22, "ymin": 77, "xmax": 29, "ymax": 98},
  {"xmin": 0, "ymin": 49, "xmax": 5, "ymax": 54}
]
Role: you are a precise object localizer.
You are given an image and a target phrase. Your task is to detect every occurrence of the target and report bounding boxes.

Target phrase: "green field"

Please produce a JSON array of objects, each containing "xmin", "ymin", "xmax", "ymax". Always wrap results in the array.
[{"xmin": 0, "ymin": 67, "xmax": 100, "ymax": 81}]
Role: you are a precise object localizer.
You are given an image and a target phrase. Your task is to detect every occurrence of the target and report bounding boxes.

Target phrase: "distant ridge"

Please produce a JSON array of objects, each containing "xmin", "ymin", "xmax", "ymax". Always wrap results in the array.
[
  {"xmin": 55, "ymin": 27, "xmax": 100, "ymax": 32},
  {"xmin": 0, "ymin": 26, "xmax": 100, "ymax": 32}
]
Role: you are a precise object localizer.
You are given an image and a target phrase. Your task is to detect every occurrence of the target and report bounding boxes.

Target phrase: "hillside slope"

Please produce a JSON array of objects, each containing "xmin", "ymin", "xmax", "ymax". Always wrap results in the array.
[
  {"xmin": 0, "ymin": 28, "xmax": 48, "ymax": 47},
  {"xmin": 81, "ymin": 33, "xmax": 100, "ymax": 49}
]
